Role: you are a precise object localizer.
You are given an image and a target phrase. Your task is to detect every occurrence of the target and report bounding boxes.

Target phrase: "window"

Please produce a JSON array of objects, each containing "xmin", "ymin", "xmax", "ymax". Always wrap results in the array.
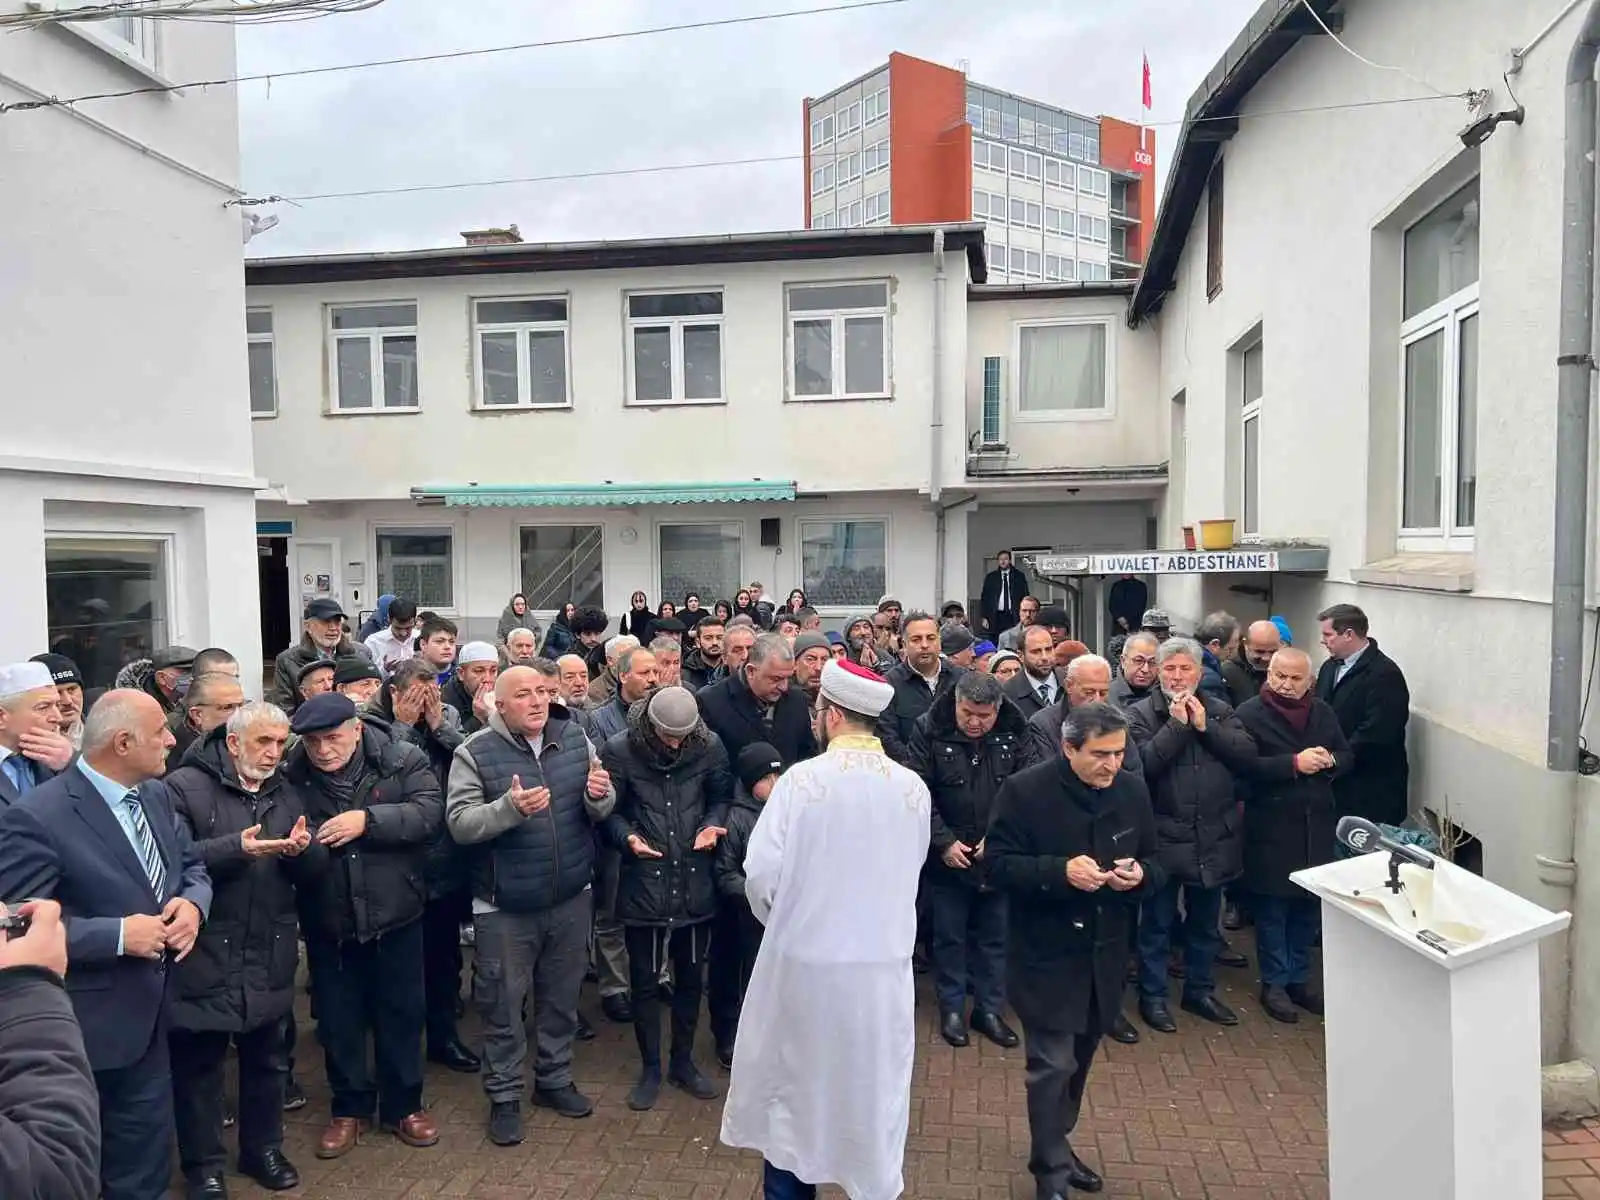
[
  {"xmin": 863, "ymin": 139, "xmax": 890, "ymax": 175},
  {"xmin": 1206, "ymin": 160, "xmax": 1224, "ymax": 299},
  {"xmin": 788, "ymin": 281, "xmax": 889, "ymax": 400},
  {"xmin": 967, "ymin": 99, "xmax": 984, "ymax": 128},
  {"xmin": 864, "ymin": 87, "xmax": 889, "ymax": 125},
  {"xmin": 1400, "ymin": 181, "xmax": 1480, "ymax": 542},
  {"xmin": 1077, "ymin": 166, "xmax": 1109, "ymax": 199},
  {"xmin": 810, "ymin": 113, "xmax": 834, "ymax": 147},
  {"xmin": 974, "ymin": 139, "xmax": 1005, "ymax": 174},
  {"xmin": 981, "ymin": 356, "xmax": 1003, "ymax": 443},
  {"xmin": 837, "ymin": 152, "xmax": 861, "ymax": 187},
  {"xmin": 246, "ymin": 309, "xmax": 276, "ymax": 418},
  {"xmin": 838, "ymin": 101, "xmax": 861, "ymax": 137},
  {"xmin": 328, "ymin": 303, "xmax": 418, "ymax": 412},
  {"xmin": 1015, "ymin": 320, "xmax": 1110, "ymax": 417},
  {"xmin": 1069, "ymin": 131, "xmax": 1090, "ymax": 161},
  {"xmin": 1045, "ymin": 206, "xmax": 1073, "ymax": 237},
  {"xmin": 1045, "ymin": 253, "xmax": 1075, "ymax": 282},
  {"xmin": 986, "ymin": 239, "xmax": 1006, "ymax": 276},
  {"xmin": 1240, "ymin": 342, "xmax": 1263, "ymax": 537},
  {"xmin": 838, "ymin": 199, "xmax": 863, "ymax": 228},
  {"xmin": 811, "ymin": 162, "xmax": 834, "ymax": 194},
  {"xmin": 376, "ymin": 528, "xmax": 454, "ymax": 609},
  {"xmin": 1080, "ymin": 260, "xmax": 1109, "ymax": 282},
  {"xmin": 45, "ymin": 536, "xmax": 169, "ymax": 689},
  {"xmin": 1045, "ymin": 158, "xmax": 1074, "ymax": 191},
  {"xmin": 864, "ymin": 191, "xmax": 890, "ymax": 225},
  {"xmin": 660, "ymin": 523, "xmax": 742, "ymax": 604},
  {"xmin": 813, "ymin": 210, "xmax": 836, "ymax": 230},
  {"xmin": 1022, "ymin": 250, "xmax": 1042, "ymax": 280},
  {"xmin": 80, "ymin": 6, "xmax": 158, "ymax": 71},
  {"xmin": 1079, "ymin": 214, "xmax": 1108, "ymax": 244},
  {"xmin": 627, "ymin": 291, "xmax": 724, "ymax": 405},
  {"xmin": 801, "ymin": 520, "xmax": 887, "ymax": 607},
  {"xmin": 519, "ymin": 525, "xmax": 603, "ymax": 611},
  {"xmin": 474, "ymin": 297, "xmax": 570, "ymax": 409},
  {"xmin": 1009, "ymin": 148, "xmax": 1041, "ymax": 182}
]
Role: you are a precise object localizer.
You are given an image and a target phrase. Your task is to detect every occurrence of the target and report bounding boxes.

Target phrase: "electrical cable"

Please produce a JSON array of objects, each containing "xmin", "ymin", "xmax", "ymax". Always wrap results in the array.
[
  {"xmin": 1297, "ymin": 0, "xmax": 1462, "ymax": 99},
  {"xmin": 0, "ymin": 0, "xmax": 386, "ymax": 29},
  {"xmin": 0, "ymin": 0, "xmax": 909, "ymax": 113}
]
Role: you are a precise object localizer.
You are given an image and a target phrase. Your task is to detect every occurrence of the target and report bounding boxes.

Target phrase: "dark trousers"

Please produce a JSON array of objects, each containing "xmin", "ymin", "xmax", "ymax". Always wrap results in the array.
[
  {"xmin": 283, "ymin": 1011, "xmax": 298, "ymax": 1077},
  {"xmin": 928, "ymin": 879, "xmax": 1007, "ymax": 1016},
  {"xmin": 95, "ymin": 1018, "xmax": 174, "ymax": 1200},
  {"xmin": 1254, "ymin": 893, "xmax": 1319, "ymax": 987},
  {"xmin": 303, "ymin": 919, "xmax": 426, "ymax": 1125},
  {"xmin": 625, "ymin": 922, "xmax": 708, "ymax": 1068},
  {"xmin": 422, "ymin": 892, "xmax": 468, "ymax": 1050},
  {"xmin": 706, "ymin": 903, "xmax": 746, "ymax": 1046},
  {"xmin": 170, "ymin": 1020, "xmax": 287, "ymax": 1179},
  {"xmin": 1138, "ymin": 879, "xmax": 1224, "ymax": 1000},
  {"xmin": 763, "ymin": 1161, "xmax": 818, "ymax": 1200},
  {"xmin": 1021, "ymin": 1022, "xmax": 1101, "ymax": 1195}
]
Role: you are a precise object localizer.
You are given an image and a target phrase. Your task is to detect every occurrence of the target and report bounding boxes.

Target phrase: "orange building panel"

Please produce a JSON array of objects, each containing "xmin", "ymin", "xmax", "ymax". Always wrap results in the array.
[{"xmin": 886, "ymin": 52, "xmax": 971, "ymax": 225}]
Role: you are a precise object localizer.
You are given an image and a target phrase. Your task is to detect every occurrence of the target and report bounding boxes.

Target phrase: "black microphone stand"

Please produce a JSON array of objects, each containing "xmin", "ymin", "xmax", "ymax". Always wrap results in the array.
[{"xmin": 1382, "ymin": 848, "xmax": 1436, "ymax": 894}]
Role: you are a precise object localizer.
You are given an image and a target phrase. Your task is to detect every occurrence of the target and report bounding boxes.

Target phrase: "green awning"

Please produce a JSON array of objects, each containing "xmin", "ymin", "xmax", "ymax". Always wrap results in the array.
[{"xmin": 412, "ymin": 480, "xmax": 797, "ymax": 508}]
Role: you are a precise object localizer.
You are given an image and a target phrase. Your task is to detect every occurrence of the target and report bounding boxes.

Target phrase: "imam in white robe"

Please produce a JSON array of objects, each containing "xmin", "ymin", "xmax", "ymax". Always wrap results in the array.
[{"xmin": 719, "ymin": 733, "xmax": 931, "ymax": 1200}]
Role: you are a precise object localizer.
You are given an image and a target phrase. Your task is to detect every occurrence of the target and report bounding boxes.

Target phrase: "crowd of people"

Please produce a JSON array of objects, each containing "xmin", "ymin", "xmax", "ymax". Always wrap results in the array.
[{"xmin": 0, "ymin": 564, "xmax": 1412, "ymax": 1200}]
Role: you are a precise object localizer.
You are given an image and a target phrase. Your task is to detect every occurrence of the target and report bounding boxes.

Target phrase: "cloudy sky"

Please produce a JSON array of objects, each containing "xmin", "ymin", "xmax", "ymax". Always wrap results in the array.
[{"xmin": 238, "ymin": 0, "xmax": 1261, "ymax": 256}]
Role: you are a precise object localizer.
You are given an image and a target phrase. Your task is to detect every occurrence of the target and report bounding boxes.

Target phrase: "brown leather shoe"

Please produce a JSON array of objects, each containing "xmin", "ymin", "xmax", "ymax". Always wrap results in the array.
[
  {"xmin": 315, "ymin": 1117, "xmax": 362, "ymax": 1160},
  {"xmin": 388, "ymin": 1110, "xmax": 439, "ymax": 1148}
]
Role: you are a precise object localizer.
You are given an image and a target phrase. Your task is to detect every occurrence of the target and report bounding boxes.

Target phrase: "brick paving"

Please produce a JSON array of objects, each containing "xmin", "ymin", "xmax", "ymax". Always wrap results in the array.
[
  {"xmin": 243, "ymin": 931, "xmax": 1332, "ymax": 1200},
  {"xmin": 1545, "ymin": 1118, "xmax": 1600, "ymax": 1197}
]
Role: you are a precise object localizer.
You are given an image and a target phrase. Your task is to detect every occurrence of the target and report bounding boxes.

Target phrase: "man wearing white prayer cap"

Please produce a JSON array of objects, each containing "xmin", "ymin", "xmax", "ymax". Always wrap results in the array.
[
  {"xmin": 721, "ymin": 658, "xmax": 932, "ymax": 1200},
  {"xmin": 444, "ymin": 641, "xmax": 501, "ymax": 736},
  {"xmin": 0, "ymin": 661, "xmax": 73, "ymax": 807}
]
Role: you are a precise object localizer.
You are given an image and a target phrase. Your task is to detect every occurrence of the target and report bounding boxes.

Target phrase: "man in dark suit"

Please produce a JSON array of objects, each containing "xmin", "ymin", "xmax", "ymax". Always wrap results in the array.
[
  {"xmin": 979, "ymin": 550, "xmax": 1030, "ymax": 638},
  {"xmin": 696, "ymin": 633, "xmax": 817, "ymax": 768},
  {"xmin": 0, "ymin": 687, "xmax": 213, "ymax": 1200},
  {"xmin": 1315, "ymin": 603, "xmax": 1411, "ymax": 827},
  {"xmin": 1004, "ymin": 626, "xmax": 1063, "ymax": 722},
  {"xmin": 0, "ymin": 661, "xmax": 75, "ymax": 807}
]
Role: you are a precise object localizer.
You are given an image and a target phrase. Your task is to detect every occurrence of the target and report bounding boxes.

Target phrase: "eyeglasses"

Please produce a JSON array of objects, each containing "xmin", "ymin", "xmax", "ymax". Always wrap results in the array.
[{"xmin": 1125, "ymin": 656, "xmax": 1158, "ymax": 668}]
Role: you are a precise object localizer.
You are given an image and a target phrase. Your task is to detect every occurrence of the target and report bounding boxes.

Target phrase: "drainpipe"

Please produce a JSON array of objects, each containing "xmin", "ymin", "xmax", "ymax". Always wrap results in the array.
[
  {"xmin": 1542, "ymin": 0, "xmax": 1600, "ymax": 1110},
  {"xmin": 931, "ymin": 229, "xmax": 948, "ymax": 606}
]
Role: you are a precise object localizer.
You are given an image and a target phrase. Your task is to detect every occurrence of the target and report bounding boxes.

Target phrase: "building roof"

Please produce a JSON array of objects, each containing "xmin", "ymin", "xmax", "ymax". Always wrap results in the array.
[
  {"xmin": 1128, "ymin": 0, "xmax": 1342, "ymax": 322},
  {"xmin": 247, "ymin": 224, "xmax": 988, "ymax": 286},
  {"xmin": 969, "ymin": 281, "xmax": 1136, "ymax": 302}
]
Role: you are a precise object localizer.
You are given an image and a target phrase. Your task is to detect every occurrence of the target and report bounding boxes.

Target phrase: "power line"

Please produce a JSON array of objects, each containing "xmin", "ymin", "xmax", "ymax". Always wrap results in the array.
[
  {"xmin": 232, "ymin": 92, "xmax": 1471, "ymax": 208},
  {"xmin": 0, "ymin": 0, "xmax": 908, "ymax": 114}
]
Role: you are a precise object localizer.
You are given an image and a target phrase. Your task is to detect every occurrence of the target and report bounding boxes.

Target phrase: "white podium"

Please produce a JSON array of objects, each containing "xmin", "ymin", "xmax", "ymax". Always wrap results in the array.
[{"xmin": 1292, "ymin": 852, "xmax": 1569, "ymax": 1200}]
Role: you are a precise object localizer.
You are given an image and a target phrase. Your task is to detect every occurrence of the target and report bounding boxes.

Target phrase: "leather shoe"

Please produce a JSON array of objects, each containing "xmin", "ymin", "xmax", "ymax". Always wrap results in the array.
[
  {"xmin": 1259, "ymin": 985, "xmax": 1299, "ymax": 1024},
  {"xmin": 601, "ymin": 992, "xmax": 633, "ymax": 1023},
  {"xmin": 716, "ymin": 1040, "xmax": 736, "ymax": 1070},
  {"xmin": 427, "ymin": 1037, "xmax": 481, "ymax": 1074},
  {"xmin": 315, "ymin": 1117, "xmax": 362, "ymax": 1160},
  {"xmin": 1064, "ymin": 1148, "xmax": 1105, "ymax": 1193},
  {"xmin": 575, "ymin": 1012, "xmax": 596, "ymax": 1041},
  {"xmin": 1181, "ymin": 993, "xmax": 1240, "ymax": 1026},
  {"xmin": 668, "ymin": 1058, "xmax": 720, "ymax": 1100},
  {"xmin": 238, "ymin": 1148, "xmax": 300, "ymax": 1191},
  {"xmin": 488, "ymin": 1100, "xmax": 523, "ymax": 1146},
  {"xmin": 970, "ymin": 1009, "xmax": 1020, "ymax": 1048},
  {"xmin": 1138, "ymin": 997, "xmax": 1177, "ymax": 1033},
  {"xmin": 187, "ymin": 1172, "xmax": 228, "ymax": 1200},
  {"xmin": 1215, "ymin": 942, "xmax": 1250, "ymax": 969},
  {"xmin": 1108, "ymin": 1011, "xmax": 1141, "ymax": 1044},
  {"xmin": 388, "ymin": 1110, "xmax": 440, "ymax": 1148},
  {"xmin": 939, "ymin": 1010, "xmax": 970, "ymax": 1047},
  {"xmin": 533, "ymin": 1083, "xmax": 594, "ymax": 1119},
  {"xmin": 1287, "ymin": 983, "xmax": 1325, "ymax": 1015}
]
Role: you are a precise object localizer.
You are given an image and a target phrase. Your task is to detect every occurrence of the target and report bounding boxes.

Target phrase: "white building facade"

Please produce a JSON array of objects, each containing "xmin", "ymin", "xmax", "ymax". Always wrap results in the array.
[
  {"xmin": 1129, "ymin": 0, "xmax": 1600, "ymax": 1063},
  {"xmin": 0, "ymin": 6, "xmax": 261, "ymax": 689},
  {"xmin": 245, "ymin": 227, "xmax": 1168, "ymax": 648}
]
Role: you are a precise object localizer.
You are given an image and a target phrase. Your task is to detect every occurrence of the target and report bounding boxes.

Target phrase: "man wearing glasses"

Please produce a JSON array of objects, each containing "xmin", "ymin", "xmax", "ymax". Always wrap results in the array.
[
  {"xmin": 165, "ymin": 673, "xmax": 246, "ymax": 770},
  {"xmin": 1111, "ymin": 633, "xmax": 1161, "ymax": 710}
]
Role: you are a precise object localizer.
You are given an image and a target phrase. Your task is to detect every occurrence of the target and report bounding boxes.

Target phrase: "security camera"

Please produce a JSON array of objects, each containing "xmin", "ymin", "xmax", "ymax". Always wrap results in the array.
[{"xmin": 1459, "ymin": 105, "xmax": 1524, "ymax": 149}]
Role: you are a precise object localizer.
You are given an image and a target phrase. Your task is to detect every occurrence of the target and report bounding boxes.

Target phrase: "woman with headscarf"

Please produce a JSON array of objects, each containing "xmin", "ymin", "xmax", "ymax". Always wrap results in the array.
[
  {"xmin": 783, "ymin": 589, "xmax": 806, "ymax": 616},
  {"xmin": 497, "ymin": 593, "xmax": 539, "ymax": 646},
  {"xmin": 650, "ymin": 600, "xmax": 679, "ymax": 646},
  {"xmin": 713, "ymin": 600, "xmax": 734, "ymax": 624},
  {"xmin": 732, "ymin": 589, "xmax": 759, "ymax": 625},
  {"xmin": 540, "ymin": 602, "xmax": 578, "ymax": 659},
  {"xmin": 358, "ymin": 595, "xmax": 395, "ymax": 643},
  {"xmin": 683, "ymin": 593, "xmax": 704, "ymax": 622},
  {"xmin": 623, "ymin": 592, "xmax": 654, "ymax": 640}
]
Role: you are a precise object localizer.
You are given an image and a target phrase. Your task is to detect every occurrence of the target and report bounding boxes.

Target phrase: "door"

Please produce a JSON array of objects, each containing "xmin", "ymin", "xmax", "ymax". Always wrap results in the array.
[
  {"xmin": 987, "ymin": 551, "xmax": 1084, "ymax": 640},
  {"xmin": 257, "ymin": 537, "xmax": 291, "ymax": 660},
  {"xmin": 292, "ymin": 538, "xmax": 341, "ymax": 621}
]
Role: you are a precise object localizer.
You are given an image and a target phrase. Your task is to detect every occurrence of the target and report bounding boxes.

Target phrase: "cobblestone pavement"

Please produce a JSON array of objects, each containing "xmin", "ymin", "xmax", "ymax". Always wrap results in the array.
[{"xmin": 245, "ymin": 931, "xmax": 1332, "ymax": 1200}]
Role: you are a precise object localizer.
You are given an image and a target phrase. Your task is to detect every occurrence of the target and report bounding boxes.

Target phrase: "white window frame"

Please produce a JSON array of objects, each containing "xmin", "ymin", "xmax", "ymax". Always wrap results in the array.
[
  {"xmin": 66, "ymin": 4, "xmax": 164, "ymax": 79},
  {"xmin": 44, "ymin": 527, "xmax": 183, "ymax": 671},
  {"xmin": 975, "ymin": 139, "xmax": 1004, "ymax": 175},
  {"xmin": 811, "ymin": 162, "xmax": 834, "ymax": 194},
  {"xmin": 472, "ymin": 295, "xmax": 572, "ymax": 411},
  {"xmin": 863, "ymin": 139, "xmax": 890, "ymax": 175},
  {"xmin": 1398, "ymin": 286, "xmax": 1479, "ymax": 549},
  {"xmin": 246, "ymin": 307, "xmax": 277, "ymax": 419},
  {"xmin": 1011, "ymin": 316, "xmax": 1116, "ymax": 423},
  {"xmin": 798, "ymin": 516, "xmax": 891, "ymax": 612},
  {"xmin": 1079, "ymin": 213, "xmax": 1108, "ymax": 244},
  {"xmin": 810, "ymin": 113, "xmax": 834, "ymax": 148},
  {"xmin": 864, "ymin": 87, "xmax": 890, "ymax": 126},
  {"xmin": 838, "ymin": 101, "xmax": 862, "ymax": 138},
  {"xmin": 625, "ymin": 289, "xmax": 726, "ymax": 407},
  {"xmin": 863, "ymin": 191, "xmax": 890, "ymax": 226},
  {"xmin": 515, "ymin": 522, "xmax": 605, "ymax": 615},
  {"xmin": 837, "ymin": 152, "xmax": 861, "ymax": 187},
  {"xmin": 812, "ymin": 209, "xmax": 836, "ymax": 230},
  {"xmin": 657, "ymin": 521, "xmax": 744, "ymax": 606},
  {"xmin": 1240, "ymin": 340, "xmax": 1263, "ymax": 540},
  {"xmin": 374, "ymin": 525, "xmax": 457, "ymax": 613},
  {"xmin": 326, "ymin": 302, "xmax": 420, "ymax": 414},
  {"xmin": 786, "ymin": 280, "xmax": 892, "ymax": 402},
  {"xmin": 838, "ymin": 200, "xmax": 863, "ymax": 228}
]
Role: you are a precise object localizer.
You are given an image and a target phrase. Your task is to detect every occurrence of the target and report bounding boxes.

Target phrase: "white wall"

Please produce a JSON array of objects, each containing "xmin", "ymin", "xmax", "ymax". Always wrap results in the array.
[{"xmin": 250, "ymin": 247, "xmax": 966, "ymax": 503}]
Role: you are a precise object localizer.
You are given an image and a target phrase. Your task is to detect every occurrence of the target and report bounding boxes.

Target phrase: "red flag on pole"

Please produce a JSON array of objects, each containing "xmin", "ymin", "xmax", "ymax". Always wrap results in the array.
[{"xmin": 1142, "ymin": 54, "xmax": 1152, "ymax": 110}]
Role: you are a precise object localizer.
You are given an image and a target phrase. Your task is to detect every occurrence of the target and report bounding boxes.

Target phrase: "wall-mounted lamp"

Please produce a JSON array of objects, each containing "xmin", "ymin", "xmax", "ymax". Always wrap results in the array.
[{"xmin": 1459, "ymin": 104, "xmax": 1525, "ymax": 149}]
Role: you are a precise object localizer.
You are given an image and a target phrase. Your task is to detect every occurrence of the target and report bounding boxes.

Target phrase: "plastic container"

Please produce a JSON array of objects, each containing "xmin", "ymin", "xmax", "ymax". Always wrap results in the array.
[
  {"xmin": 1181, "ymin": 524, "xmax": 1197, "ymax": 550},
  {"xmin": 1197, "ymin": 519, "xmax": 1235, "ymax": 550}
]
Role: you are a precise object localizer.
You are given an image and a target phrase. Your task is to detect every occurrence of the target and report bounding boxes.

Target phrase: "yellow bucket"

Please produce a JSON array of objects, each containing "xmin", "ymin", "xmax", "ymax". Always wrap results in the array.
[{"xmin": 1197, "ymin": 519, "xmax": 1235, "ymax": 550}]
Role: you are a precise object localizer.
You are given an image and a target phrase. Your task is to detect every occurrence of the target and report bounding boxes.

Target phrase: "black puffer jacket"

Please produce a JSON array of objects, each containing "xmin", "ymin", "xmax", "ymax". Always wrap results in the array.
[
  {"xmin": 164, "ymin": 727, "xmax": 327, "ymax": 1033},
  {"xmin": 681, "ymin": 649, "xmax": 726, "ymax": 692},
  {"xmin": 600, "ymin": 701, "xmax": 733, "ymax": 928},
  {"xmin": 1127, "ymin": 690, "xmax": 1255, "ymax": 889},
  {"xmin": 366, "ymin": 698, "xmax": 467, "ymax": 900},
  {"xmin": 906, "ymin": 686, "xmax": 1039, "ymax": 888},
  {"xmin": 875, "ymin": 658, "xmax": 965, "ymax": 765},
  {"xmin": 713, "ymin": 782, "xmax": 765, "ymax": 902},
  {"xmin": 282, "ymin": 722, "xmax": 443, "ymax": 944},
  {"xmin": 697, "ymin": 667, "xmax": 817, "ymax": 768}
]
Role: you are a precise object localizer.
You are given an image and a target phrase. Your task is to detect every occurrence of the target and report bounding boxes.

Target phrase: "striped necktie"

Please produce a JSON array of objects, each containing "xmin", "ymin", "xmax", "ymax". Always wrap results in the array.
[{"xmin": 121, "ymin": 789, "xmax": 168, "ymax": 899}]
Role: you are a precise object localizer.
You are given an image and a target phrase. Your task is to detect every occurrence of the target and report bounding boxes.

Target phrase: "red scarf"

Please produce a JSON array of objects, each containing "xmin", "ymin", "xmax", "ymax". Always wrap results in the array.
[{"xmin": 1259, "ymin": 682, "xmax": 1313, "ymax": 733}]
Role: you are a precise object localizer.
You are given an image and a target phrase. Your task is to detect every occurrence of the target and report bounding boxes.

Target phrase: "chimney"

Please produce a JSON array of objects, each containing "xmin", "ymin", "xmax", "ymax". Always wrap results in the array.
[{"xmin": 461, "ymin": 224, "xmax": 522, "ymax": 246}]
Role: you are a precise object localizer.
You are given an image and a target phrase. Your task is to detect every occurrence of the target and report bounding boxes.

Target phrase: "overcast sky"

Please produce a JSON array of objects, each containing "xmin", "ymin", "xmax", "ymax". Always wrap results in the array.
[{"xmin": 237, "ymin": 0, "xmax": 1261, "ymax": 256}]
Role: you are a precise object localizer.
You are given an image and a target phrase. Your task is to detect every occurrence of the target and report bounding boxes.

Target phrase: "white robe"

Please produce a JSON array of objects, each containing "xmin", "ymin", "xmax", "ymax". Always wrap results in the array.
[{"xmin": 719, "ymin": 734, "xmax": 931, "ymax": 1200}]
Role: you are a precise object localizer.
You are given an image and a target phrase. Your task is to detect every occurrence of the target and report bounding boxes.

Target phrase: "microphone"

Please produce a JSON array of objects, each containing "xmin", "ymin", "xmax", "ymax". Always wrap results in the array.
[{"xmin": 1336, "ymin": 815, "xmax": 1435, "ymax": 870}]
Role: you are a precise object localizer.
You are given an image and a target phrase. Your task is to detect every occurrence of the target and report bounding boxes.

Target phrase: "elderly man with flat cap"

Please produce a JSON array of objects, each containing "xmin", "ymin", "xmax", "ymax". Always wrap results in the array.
[
  {"xmin": 268, "ymin": 599, "xmax": 373, "ymax": 710},
  {"xmin": 721, "ymin": 659, "xmax": 932, "ymax": 1200}
]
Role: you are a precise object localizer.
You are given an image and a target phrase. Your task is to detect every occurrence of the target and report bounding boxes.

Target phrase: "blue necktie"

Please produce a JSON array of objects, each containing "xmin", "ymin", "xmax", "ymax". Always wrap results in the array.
[
  {"xmin": 3, "ymin": 756, "xmax": 33, "ymax": 796},
  {"xmin": 121, "ymin": 790, "xmax": 168, "ymax": 899}
]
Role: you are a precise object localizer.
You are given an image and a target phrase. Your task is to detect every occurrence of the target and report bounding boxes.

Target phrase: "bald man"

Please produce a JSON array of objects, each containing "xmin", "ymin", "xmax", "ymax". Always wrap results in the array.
[{"xmin": 1221, "ymin": 620, "xmax": 1283, "ymax": 709}]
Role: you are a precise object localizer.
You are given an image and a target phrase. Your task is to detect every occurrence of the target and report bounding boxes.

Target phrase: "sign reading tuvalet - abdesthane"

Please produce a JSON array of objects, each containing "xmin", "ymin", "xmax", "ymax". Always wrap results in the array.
[{"xmin": 1032, "ymin": 550, "xmax": 1281, "ymax": 575}]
